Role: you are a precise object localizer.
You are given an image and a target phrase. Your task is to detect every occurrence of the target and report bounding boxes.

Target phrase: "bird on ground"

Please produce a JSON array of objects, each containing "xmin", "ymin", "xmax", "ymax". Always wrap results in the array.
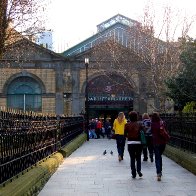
[
  {"xmin": 103, "ymin": 150, "xmax": 107, "ymax": 155},
  {"xmin": 110, "ymin": 151, "xmax": 113, "ymax": 155}
]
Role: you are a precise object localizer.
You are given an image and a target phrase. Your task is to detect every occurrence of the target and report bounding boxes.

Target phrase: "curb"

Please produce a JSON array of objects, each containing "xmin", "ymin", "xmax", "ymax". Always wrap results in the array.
[{"xmin": 164, "ymin": 145, "xmax": 196, "ymax": 175}]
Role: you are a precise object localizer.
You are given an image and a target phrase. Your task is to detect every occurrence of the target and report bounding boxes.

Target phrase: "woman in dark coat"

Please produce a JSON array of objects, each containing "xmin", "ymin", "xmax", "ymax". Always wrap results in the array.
[
  {"xmin": 125, "ymin": 111, "xmax": 143, "ymax": 178},
  {"xmin": 151, "ymin": 112, "xmax": 167, "ymax": 181}
]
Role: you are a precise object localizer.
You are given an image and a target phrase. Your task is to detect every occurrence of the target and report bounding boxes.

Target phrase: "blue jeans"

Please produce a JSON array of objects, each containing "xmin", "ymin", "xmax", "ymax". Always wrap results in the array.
[
  {"xmin": 154, "ymin": 144, "xmax": 166, "ymax": 176},
  {"xmin": 89, "ymin": 129, "xmax": 97, "ymax": 139},
  {"xmin": 143, "ymin": 136, "xmax": 154, "ymax": 160},
  {"xmin": 116, "ymin": 135, "xmax": 126, "ymax": 158}
]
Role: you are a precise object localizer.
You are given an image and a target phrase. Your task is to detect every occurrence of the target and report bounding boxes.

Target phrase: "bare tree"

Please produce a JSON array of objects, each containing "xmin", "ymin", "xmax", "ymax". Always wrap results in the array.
[
  {"xmin": 89, "ymin": 39, "xmax": 140, "ymax": 88},
  {"xmin": 135, "ymin": 2, "xmax": 195, "ymax": 111},
  {"xmin": 88, "ymin": 4, "xmax": 195, "ymax": 112},
  {"xmin": 0, "ymin": 0, "xmax": 48, "ymax": 58}
]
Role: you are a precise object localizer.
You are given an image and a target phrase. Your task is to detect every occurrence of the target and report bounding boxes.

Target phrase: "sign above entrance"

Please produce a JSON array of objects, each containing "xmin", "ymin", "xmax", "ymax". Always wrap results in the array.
[{"xmin": 89, "ymin": 95, "xmax": 133, "ymax": 102}]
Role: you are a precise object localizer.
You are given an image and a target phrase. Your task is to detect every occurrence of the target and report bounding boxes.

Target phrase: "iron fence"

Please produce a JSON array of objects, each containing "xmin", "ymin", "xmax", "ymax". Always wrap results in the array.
[
  {"xmin": 0, "ymin": 110, "xmax": 84, "ymax": 185},
  {"xmin": 160, "ymin": 113, "xmax": 196, "ymax": 153}
]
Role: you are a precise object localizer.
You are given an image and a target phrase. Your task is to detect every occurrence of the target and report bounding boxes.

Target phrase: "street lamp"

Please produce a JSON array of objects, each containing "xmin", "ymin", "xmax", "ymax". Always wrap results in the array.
[{"xmin": 85, "ymin": 58, "xmax": 89, "ymax": 141}]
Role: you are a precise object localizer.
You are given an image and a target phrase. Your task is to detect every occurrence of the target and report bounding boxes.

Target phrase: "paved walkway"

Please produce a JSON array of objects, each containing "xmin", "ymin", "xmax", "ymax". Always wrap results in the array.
[{"xmin": 39, "ymin": 139, "xmax": 196, "ymax": 196}]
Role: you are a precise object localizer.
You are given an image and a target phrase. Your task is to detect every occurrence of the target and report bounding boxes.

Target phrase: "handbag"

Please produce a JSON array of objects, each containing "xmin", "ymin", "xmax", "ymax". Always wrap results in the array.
[
  {"xmin": 110, "ymin": 130, "xmax": 117, "ymax": 139},
  {"xmin": 160, "ymin": 123, "xmax": 170, "ymax": 143},
  {"xmin": 140, "ymin": 130, "xmax": 147, "ymax": 145}
]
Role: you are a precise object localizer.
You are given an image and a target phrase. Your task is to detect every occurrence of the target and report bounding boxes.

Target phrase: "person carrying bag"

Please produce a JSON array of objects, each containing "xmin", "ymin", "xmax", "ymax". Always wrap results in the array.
[{"xmin": 151, "ymin": 112, "xmax": 169, "ymax": 181}]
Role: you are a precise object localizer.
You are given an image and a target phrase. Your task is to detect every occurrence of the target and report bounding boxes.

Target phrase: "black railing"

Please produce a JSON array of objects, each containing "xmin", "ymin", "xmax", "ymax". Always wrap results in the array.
[
  {"xmin": 160, "ymin": 113, "xmax": 196, "ymax": 153},
  {"xmin": 0, "ymin": 110, "xmax": 84, "ymax": 185}
]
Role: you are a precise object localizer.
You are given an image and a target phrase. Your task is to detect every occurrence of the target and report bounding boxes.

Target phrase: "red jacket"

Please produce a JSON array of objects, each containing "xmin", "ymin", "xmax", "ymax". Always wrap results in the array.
[
  {"xmin": 151, "ymin": 121, "xmax": 167, "ymax": 145},
  {"xmin": 96, "ymin": 121, "xmax": 102, "ymax": 129},
  {"xmin": 125, "ymin": 122, "xmax": 142, "ymax": 141}
]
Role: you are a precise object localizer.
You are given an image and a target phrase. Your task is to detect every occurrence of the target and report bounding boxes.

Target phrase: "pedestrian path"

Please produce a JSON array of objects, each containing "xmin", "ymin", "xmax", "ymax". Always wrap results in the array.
[{"xmin": 39, "ymin": 139, "xmax": 196, "ymax": 196}]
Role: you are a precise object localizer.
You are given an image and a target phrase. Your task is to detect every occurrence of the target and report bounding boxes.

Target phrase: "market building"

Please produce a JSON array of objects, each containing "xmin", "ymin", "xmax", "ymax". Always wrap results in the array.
[{"xmin": 0, "ymin": 14, "xmax": 163, "ymax": 118}]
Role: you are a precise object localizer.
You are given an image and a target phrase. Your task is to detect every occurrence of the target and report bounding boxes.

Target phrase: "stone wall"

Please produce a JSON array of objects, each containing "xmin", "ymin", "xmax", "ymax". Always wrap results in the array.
[
  {"xmin": 0, "ymin": 68, "xmax": 56, "ymax": 94},
  {"xmin": 0, "ymin": 68, "xmax": 56, "ymax": 113},
  {"xmin": 42, "ymin": 97, "xmax": 56, "ymax": 114},
  {"xmin": 164, "ymin": 145, "xmax": 196, "ymax": 175}
]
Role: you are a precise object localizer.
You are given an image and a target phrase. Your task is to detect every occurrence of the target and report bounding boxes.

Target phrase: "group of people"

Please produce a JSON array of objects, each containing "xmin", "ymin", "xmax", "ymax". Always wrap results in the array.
[
  {"xmin": 88, "ymin": 118, "xmax": 112, "ymax": 139},
  {"xmin": 113, "ymin": 111, "xmax": 168, "ymax": 181}
]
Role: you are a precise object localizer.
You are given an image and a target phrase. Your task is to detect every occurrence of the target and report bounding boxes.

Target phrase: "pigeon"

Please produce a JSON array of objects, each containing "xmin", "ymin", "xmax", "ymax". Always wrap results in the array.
[
  {"xmin": 110, "ymin": 151, "xmax": 113, "ymax": 155},
  {"xmin": 103, "ymin": 150, "xmax": 107, "ymax": 155}
]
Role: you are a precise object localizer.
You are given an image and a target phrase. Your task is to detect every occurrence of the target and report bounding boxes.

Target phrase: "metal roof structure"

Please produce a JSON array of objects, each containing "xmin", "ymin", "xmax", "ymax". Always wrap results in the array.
[
  {"xmin": 62, "ymin": 14, "xmax": 142, "ymax": 57},
  {"xmin": 62, "ymin": 14, "xmax": 168, "ymax": 60}
]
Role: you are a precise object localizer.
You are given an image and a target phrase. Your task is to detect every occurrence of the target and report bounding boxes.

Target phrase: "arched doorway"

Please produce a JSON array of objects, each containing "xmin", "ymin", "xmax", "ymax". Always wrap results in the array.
[
  {"xmin": 88, "ymin": 73, "xmax": 134, "ymax": 122},
  {"xmin": 7, "ymin": 76, "xmax": 42, "ymax": 112}
]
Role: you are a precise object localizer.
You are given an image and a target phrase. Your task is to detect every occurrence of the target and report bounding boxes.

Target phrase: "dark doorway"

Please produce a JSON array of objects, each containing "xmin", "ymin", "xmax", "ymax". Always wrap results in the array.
[{"xmin": 89, "ymin": 104, "xmax": 133, "ymax": 125}]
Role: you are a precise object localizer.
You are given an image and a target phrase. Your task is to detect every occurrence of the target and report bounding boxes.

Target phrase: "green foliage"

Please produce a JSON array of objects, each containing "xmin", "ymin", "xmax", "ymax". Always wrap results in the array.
[
  {"xmin": 165, "ymin": 38, "xmax": 196, "ymax": 110},
  {"xmin": 182, "ymin": 101, "xmax": 196, "ymax": 113}
]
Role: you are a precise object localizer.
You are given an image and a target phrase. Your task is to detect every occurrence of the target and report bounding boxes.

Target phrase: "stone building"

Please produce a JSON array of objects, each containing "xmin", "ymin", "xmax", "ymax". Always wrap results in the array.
[
  {"xmin": 0, "ymin": 38, "xmax": 66, "ymax": 115},
  {"xmin": 62, "ymin": 14, "xmax": 157, "ymax": 119},
  {"xmin": 0, "ymin": 14, "xmax": 167, "ymax": 118}
]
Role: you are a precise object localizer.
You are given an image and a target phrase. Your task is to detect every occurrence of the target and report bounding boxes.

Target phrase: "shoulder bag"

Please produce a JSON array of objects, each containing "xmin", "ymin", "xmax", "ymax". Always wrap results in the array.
[
  {"xmin": 140, "ymin": 130, "xmax": 147, "ymax": 145},
  {"xmin": 160, "ymin": 123, "xmax": 170, "ymax": 143}
]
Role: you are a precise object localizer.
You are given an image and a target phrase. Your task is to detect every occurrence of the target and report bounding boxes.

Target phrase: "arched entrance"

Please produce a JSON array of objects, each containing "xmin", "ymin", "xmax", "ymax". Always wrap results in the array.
[{"xmin": 88, "ymin": 73, "xmax": 134, "ymax": 122}]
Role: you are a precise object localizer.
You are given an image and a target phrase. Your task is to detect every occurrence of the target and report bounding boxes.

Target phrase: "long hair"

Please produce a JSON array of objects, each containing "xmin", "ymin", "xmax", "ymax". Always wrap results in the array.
[
  {"xmin": 151, "ymin": 112, "xmax": 160, "ymax": 122},
  {"xmin": 142, "ymin": 113, "xmax": 150, "ymax": 120},
  {"xmin": 117, "ymin": 112, "xmax": 125, "ymax": 123},
  {"xmin": 128, "ymin": 111, "xmax": 138, "ymax": 122}
]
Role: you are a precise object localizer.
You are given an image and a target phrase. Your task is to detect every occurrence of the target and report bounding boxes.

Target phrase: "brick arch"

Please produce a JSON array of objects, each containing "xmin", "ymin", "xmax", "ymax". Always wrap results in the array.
[
  {"xmin": 80, "ymin": 71, "xmax": 135, "ymax": 119},
  {"xmin": 3, "ymin": 71, "xmax": 46, "ymax": 94},
  {"xmin": 81, "ymin": 71, "xmax": 136, "ymax": 94}
]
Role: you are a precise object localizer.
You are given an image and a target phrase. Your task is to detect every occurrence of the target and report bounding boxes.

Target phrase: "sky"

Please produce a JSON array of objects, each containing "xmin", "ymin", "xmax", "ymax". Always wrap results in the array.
[{"xmin": 46, "ymin": 0, "xmax": 196, "ymax": 52}]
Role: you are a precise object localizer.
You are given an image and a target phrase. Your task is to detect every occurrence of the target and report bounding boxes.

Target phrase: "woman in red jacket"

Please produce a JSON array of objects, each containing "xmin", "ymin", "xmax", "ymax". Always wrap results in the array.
[{"xmin": 151, "ymin": 112, "xmax": 167, "ymax": 181}]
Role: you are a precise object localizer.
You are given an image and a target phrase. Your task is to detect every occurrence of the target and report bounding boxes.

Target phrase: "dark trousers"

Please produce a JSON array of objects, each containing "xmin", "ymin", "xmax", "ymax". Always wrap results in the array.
[
  {"xmin": 116, "ymin": 135, "xmax": 126, "ymax": 158},
  {"xmin": 143, "ymin": 136, "xmax": 154, "ymax": 160},
  {"xmin": 128, "ymin": 144, "xmax": 142, "ymax": 175},
  {"xmin": 154, "ymin": 144, "xmax": 166, "ymax": 176},
  {"xmin": 105, "ymin": 128, "xmax": 111, "ymax": 138},
  {"xmin": 96, "ymin": 128, "xmax": 104, "ymax": 138}
]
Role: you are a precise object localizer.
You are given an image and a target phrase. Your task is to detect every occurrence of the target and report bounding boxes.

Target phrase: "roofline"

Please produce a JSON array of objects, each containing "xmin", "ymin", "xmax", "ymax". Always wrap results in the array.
[
  {"xmin": 62, "ymin": 22, "xmax": 130, "ymax": 56},
  {"xmin": 96, "ymin": 14, "xmax": 140, "ymax": 27},
  {"xmin": 6, "ymin": 38, "xmax": 68, "ymax": 60}
]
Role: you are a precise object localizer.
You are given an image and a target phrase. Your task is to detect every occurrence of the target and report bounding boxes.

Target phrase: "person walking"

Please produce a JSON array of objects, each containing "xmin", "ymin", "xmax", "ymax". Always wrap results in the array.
[
  {"xmin": 142, "ymin": 113, "xmax": 154, "ymax": 162},
  {"xmin": 104, "ymin": 119, "xmax": 112, "ymax": 139},
  {"xmin": 113, "ymin": 112, "xmax": 127, "ymax": 161},
  {"xmin": 89, "ymin": 119, "xmax": 97, "ymax": 139},
  {"xmin": 97, "ymin": 119, "xmax": 104, "ymax": 138},
  {"xmin": 125, "ymin": 111, "xmax": 143, "ymax": 178},
  {"xmin": 151, "ymin": 112, "xmax": 167, "ymax": 181}
]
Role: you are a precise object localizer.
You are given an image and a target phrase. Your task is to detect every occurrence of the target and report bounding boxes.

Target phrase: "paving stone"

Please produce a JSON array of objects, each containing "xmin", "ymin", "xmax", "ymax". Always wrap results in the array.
[{"xmin": 39, "ymin": 139, "xmax": 196, "ymax": 196}]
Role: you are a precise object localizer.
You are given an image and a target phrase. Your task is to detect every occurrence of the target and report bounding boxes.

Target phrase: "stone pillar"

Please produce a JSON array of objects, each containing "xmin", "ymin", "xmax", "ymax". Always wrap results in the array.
[
  {"xmin": 146, "ymin": 97, "xmax": 155, "ymax": 114},
  {"xmin": 71, "ymin": 64, "xmax": 81, "ymax": 115},
  {"xmin": 55, "ymin": 62, "xmax": 64, "ymax": 115},
  {"xmin": 133, "ymin": 94, "xmax": 139, "ymax": 112}
]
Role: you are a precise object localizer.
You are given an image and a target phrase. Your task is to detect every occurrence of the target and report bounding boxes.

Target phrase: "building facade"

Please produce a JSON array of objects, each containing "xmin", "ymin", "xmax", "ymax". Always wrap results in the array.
[
  {"xmin": 0, "ymin": 38, "xmax": 66, "ymax": 115},
  {"xmin": 0, "ymin": 14, "xmax": 162, "ymax": 118},
  {"xmin": 62, "ymin": 14, "xmax": 156, "ymax": 118}
]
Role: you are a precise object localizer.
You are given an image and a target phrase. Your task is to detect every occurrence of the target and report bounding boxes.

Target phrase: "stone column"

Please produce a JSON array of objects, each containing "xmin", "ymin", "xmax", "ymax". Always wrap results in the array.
[
  {"xmin": 71, "ymin": 63, "xmax": 81, "ymax": 115},
  {"xmin": 55, "ymin": 62, "xmax": 64, "ymax": 115}
]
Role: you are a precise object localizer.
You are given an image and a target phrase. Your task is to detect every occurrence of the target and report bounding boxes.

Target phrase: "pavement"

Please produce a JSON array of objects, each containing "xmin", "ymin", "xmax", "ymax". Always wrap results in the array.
[{"xmin": 39, "ymin": 139, "xmax": 196, "ymax": 196}]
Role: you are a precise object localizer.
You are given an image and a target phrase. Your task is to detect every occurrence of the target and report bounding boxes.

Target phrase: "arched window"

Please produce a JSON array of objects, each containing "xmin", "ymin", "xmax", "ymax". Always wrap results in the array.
[{"xmin": 7, "ymin": 77, "xmax": 42, "ymax": 112}]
